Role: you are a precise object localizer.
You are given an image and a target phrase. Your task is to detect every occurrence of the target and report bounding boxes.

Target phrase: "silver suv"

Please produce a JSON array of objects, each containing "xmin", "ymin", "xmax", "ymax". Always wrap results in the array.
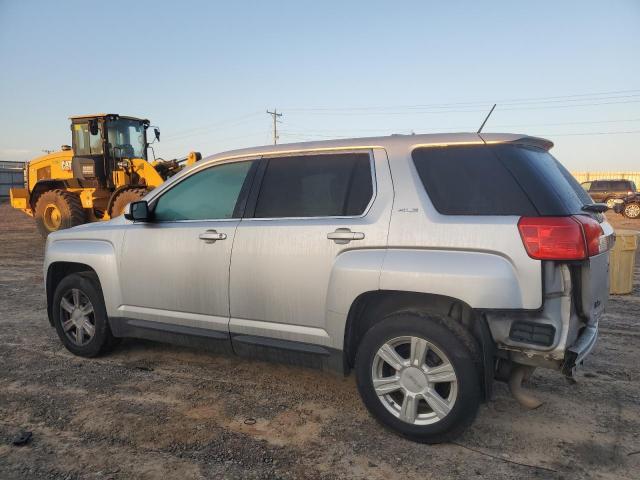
[{"xmin": 44, "ymin": 133, "xmax": 612, "ymax": 443}]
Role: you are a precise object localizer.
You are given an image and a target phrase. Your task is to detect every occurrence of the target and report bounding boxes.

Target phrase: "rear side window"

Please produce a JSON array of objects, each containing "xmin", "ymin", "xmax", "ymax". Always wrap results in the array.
[
  {"xmin": 611, "ymin": 181, "xmax": 630, "ymax": 191},
  {"xmin": 412, "ymin": 146, "xmax": 537, "ymax": 215},
  {"xmin": 254, "ymin": 153, "xmax": 373, "ymax": 218}
]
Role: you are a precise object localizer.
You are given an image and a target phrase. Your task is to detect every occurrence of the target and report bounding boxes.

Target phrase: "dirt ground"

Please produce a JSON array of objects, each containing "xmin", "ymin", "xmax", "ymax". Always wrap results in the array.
[{"xmin": 0, "ymin": 203, "xmax": 638, "ymax": 480}]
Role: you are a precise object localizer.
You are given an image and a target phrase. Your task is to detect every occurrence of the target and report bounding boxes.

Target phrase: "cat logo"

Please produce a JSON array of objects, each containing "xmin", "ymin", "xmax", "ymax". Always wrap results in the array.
[{"xmin": 61, "ymin": 160, "xmax": 72, "ymax": 171}]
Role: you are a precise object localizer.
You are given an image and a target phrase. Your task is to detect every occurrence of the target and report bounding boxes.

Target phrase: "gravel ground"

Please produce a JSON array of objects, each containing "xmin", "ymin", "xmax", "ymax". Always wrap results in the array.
[{"xmin": 0, "ymin": 203, "xmax": 639, "ymax": 480}]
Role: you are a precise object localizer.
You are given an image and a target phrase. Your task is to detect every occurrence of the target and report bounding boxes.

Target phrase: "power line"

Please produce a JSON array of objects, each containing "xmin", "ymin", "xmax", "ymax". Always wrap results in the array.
[
  {"xmin": 281, "ymin": 117, "xmax": 640, "ymax": 136},
  {"xmin": 283, "ymin": 88, "xmax": 640, "ymax": 112},
  {"xmin": 283, "ymin": 98, "xmax": 640, "ymax": 116},
  {"xmin": 163, "ymin": 112, "xmax": 263, "ymax": 142},
  {"xmin": 535, "ymin": 130, "xmax": 640, "ymax": 137},
  {"xmin": 279, "ymin": 129, "xmax": 640, "ymax": 140}
]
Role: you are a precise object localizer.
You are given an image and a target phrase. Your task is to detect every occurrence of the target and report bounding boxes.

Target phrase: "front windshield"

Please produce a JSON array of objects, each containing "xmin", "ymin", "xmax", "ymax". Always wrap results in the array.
[{"xmin": 106, "ymin": 119, "xmax": 146, "ymax": 159}]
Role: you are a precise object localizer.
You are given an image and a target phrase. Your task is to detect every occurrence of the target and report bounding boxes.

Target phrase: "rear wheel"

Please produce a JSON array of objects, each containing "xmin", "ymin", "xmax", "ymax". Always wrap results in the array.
[
  {"xmin": 624, "ymin": 202, "xmax": 640, "ymax": 219},
  {"xmin": 355, "ymin": 311, "xmax": 481, "ymax": 443},
  {"xmin": 110, "ymin": 187, "xmax": 148, "ymax": 218},
  {"xmin": 605, "ymin": 197, "xmax": 617, "ymax": 209},
  {"xmin": 34, "ymin": 189, "xmax": 85, "ymax": 238}
]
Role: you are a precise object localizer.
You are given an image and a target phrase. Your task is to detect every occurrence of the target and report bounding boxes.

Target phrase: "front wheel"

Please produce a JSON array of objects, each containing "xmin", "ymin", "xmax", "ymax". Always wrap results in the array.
[
  {"xmin": 52, "ymin": 272, "xmax": 118, "ymax": 357},
  {"xmin": 34, "ymin": 189, "xmax": 86, "ymax": 238},
  {"xmin": 355, "ymin": 311, "xmax": 481, "ymax": 443},
  {"xmin": 623, "ymin": 202, "xmax": 640, "ymax": 219}
]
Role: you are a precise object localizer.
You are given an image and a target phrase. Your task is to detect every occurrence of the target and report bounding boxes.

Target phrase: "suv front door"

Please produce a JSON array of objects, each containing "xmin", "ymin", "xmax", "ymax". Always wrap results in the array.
[
  {"xmin": 117, "ymin": 159, "xmax": 257, "ymax": 339},
  {"xmin": 229, "ymin": 149, "xmax": 392, "ymax": 350}
]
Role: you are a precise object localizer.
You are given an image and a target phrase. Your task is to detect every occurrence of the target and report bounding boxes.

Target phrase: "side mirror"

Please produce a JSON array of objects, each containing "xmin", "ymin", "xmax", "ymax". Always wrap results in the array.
[
  {"xmin": 124, "ymin": 200, "xmax": 151, "ymax": 222},
  {"xmin": 154, "ymin": 128, "xmax": 160, "ymax": 142},
  {"xmin": 89, "ymin": 119, "xmax": 99, "ymax": 136}
]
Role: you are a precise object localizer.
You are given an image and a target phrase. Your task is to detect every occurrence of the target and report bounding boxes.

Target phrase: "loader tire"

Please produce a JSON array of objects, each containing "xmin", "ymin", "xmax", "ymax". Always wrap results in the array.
[
  {"xmin": 110, "ymin": 188, "xmax": 148, "ymax": 218},
  {"xmin": 34, "ymin": 189, "xmax": 86, "ymax": 238}
]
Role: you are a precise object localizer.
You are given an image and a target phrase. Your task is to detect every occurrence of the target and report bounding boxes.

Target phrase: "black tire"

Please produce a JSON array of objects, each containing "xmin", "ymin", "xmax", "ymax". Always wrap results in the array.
[
  {"xmin": 34, "ymin": 189, "xmax": 86, "ymax": 238},
  {"xmin": 623, "ymin": 202, "xmax": 640, "ymax": 219},
  {"xmin": 355, "ymin": 311, "xmax": 481, "ymax": 443},
  {"xmin": 52, "ymin": 272, "xmax": 118, "ymax": 357},
  {"xmin": 110, "ymin": 188, "xmax": 148, "ymax": 218}
]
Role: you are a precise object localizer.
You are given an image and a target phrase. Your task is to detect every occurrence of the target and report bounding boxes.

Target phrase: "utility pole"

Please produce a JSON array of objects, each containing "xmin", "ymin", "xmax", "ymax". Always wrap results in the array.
[{"xmin": 266, "ymin": 109, "xmax": 283, "ymax": 145}]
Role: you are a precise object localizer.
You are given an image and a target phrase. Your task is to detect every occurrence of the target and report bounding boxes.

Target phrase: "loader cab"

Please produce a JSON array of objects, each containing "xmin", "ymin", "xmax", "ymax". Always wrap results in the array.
[{"xmin": 70, "ymin": 114, "xmax": 150, "ymax": 189}]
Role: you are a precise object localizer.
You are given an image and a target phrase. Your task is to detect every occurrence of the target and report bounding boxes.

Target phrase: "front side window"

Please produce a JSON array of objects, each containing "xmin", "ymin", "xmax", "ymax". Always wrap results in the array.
[
  {"xmin": 153, "ymin": 160, "xmax": 254, "ymax": 221},
  {"xmin": 253, "ymin": 153, "xmax": 373, "ymax": 218},
  {"xmin": 106, "ymin": 119, "xmax": 147, "ymax": 159}
]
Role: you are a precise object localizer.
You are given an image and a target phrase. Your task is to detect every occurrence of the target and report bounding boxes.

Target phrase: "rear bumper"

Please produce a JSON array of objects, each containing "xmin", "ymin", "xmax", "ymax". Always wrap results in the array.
[{"xmin": 561, "ymin": 321, "xmax": 599, "ymax": 376}]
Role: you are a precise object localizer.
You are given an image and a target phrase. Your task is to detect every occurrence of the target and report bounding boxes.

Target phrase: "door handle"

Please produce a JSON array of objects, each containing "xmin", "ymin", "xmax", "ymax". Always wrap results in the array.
[
  {"xmin": 327, "ymin": 228, "xmax": 365, "ymax": 244},
  {"xmin": 199, "ymin": 230, "xmax": 227, "ymax": 242}
]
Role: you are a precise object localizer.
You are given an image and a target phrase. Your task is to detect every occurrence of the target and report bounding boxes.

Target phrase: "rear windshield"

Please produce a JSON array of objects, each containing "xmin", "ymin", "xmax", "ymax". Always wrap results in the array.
[
  {"xmin": 609, "ymin": 180, "xmax": 633, "ymax": 191},
  {"xmin": 412, "ymin": 144, "xmax": 592, "ymax": 216}
]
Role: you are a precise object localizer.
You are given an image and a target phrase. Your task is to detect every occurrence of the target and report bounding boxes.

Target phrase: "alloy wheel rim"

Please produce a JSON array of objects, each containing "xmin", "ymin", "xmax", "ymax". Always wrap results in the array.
[
  {"xmin": 371, "ymin": 336, "xmax": 458, "ymax": 425},
  {"xmin": 59, "ymin": 288, "xmax": 96, "ymax": 346},
  {"xmin": 626, "ymin": 204, "xmax": 640, "ymax": 218},
  {"xmin": 606, "ymin": 199, "xmax": 616, "ymax": 209},
  {"xmin": 43, "ymin": 203, "xmax": 62, "ymax": 231}
]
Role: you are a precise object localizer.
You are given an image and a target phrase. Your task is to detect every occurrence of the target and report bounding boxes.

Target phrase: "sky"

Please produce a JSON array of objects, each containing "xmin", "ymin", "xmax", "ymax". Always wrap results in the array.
[{"xmin": 0, "ymin": 0, "xmax": 639, "ymax": 171}]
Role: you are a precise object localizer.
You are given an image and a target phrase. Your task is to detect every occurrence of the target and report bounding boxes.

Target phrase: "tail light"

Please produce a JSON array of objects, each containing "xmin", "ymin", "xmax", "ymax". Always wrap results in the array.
[{"xmin": 518, "ymin": 215, "xmax": 608, "ymax": 260}]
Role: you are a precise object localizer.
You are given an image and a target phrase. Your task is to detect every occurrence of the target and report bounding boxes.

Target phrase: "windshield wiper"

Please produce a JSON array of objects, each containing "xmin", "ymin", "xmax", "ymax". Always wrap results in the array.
[{"xmin": 582, "ymin": 203, "xmax": 608, "ymax": 213}]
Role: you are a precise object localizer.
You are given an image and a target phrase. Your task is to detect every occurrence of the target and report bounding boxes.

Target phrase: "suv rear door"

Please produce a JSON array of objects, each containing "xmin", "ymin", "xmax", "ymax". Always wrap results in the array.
[{"xmin": 228, "ymin": 149, "xmax": 392, "ymax": 349}]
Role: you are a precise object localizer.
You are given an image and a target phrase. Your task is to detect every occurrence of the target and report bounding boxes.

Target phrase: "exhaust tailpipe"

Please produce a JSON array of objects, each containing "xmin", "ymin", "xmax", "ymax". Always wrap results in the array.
[{"xmin": 508, "ymin": 365, "xmax": 543, "ymax": 409}]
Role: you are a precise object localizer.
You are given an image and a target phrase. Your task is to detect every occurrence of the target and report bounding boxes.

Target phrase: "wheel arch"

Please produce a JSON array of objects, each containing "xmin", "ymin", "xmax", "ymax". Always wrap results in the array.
[
  {"xmin": 46, "ymin": 262, "xmax": 98, "ymax": 326},
  {"xmin": 30, "ymin": 180, "xmax": 69, "ymax": 208},
  {"xmin": 343, "ymin": 290, "xmax": 495, "ymax": 400},
  {"xmin": 45, "ymin": 240, "xmax": 120, "ymax": 323}
]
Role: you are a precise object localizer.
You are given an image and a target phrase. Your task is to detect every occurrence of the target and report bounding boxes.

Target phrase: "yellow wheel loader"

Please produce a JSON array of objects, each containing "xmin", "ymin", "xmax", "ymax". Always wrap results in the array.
[{"xmin": 9, "ymin": 114, "xmax": 200, "ymax": 237}]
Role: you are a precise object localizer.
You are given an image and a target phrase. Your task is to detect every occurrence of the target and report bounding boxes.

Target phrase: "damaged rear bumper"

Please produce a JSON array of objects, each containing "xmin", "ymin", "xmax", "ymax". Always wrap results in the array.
[
  {"xmin": 485, "ymin": 257, "xmax": 606, "ymax": 374},
  {"xmin": 561, "ymin": 321, "xmax": 599, "ymax": 376}
]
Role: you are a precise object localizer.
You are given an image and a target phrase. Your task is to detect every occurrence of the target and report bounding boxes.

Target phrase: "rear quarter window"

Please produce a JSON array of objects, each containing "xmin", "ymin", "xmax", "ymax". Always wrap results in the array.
[
  {"xmin": 412, "ymin": 143, "xmax": 591, "ymax": 217},
  {"xmin": 611, "ymin": 181, "xmax": 630, "ymax": 191},
  {"xmin": 491, "ymin": 144, "xmax": 592, "ymax": 214},
  {"xmin": 411, "ymin": 145, "xmax": 537, "ymax": 215}
]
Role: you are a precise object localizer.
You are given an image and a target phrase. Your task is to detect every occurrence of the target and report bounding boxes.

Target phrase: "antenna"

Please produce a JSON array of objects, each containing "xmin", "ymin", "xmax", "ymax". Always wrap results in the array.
[{"xmin": 477, "ymin": 104, "xmax": 496, "ymax": 134}]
